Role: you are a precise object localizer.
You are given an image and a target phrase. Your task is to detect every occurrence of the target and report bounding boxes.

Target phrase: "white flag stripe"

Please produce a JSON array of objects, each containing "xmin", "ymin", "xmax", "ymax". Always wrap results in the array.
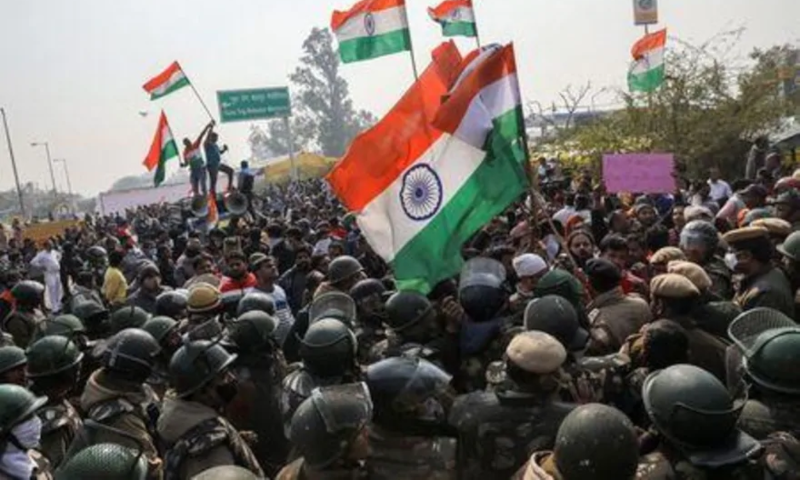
[
  {"xmin": 452, "ymin": 74, "xmax": 521, "ymax": 148},
  {"xmin": 446, "ymin": 6, "xmax": 475, "ymax": 22},
  {"xmin": 630, "ymin": 48, "xmax": 664, "ymax": 75},
  {"xmin": 334, "ymin": 6, "xmax": 409, "ymax": 42},
  {"xmin": 148, "ymin": 70, "xmax": 187, "ymax": 97}
]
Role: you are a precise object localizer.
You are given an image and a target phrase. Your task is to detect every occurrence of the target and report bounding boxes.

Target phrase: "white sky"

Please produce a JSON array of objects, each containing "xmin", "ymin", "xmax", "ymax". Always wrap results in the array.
[{"xmin": 0, "ymin": 0, "xmax": 797, "ymax": 196}]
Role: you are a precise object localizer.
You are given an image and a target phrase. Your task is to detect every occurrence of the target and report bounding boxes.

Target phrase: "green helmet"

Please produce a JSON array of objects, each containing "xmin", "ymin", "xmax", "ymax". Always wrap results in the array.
[
  {"xmin": 643, "ymin": 364, "xmax": 742, "ymax": 449},
  {"xmin": 0, "ymin": 384, "xmax": 47, "ymax": 435},
  {"xmin": 10, "ymin": 280, "xmax": 45, "ymax": 307},
  {"xmin": 300, "ymin": 319, "xmax": 357, "ymax": 378},
  {"xmin": 384, "ymin": 291, "xmax": 435, "ymax": 333},
  {"xmin": 777, "ymin": 231, "xmax": 800, "ymax": 261},
  {"xmin": 226, "ymin": 311, "xmax": 278, "ymax": 352},
  {"xmin": 524, "ymin": 295, "xmax": 589, "ymax": 352},
  {"xmin": 728, "ymin": 307, "xmax": 800, "ymax": 395},
  {"xmin": 71, "ymin": 301, "xmax": 109, "ymax": 328},
  {"xmin": 26, "ymin": 336, "xmax": 83, "ymax": 379},
  {"xmin": 109, "ymin": 306, "xmax": 150, "ymax": 335},
  {"xmin": 55, "ymin": 443, "xmax": 147, "ymax": 480},
  {"xmin": 141, "ymin": 316, "xmax": 179, "ymax": 345},
  {"xmin": 554, "ymin": 404, "xmax": 639, "ymax": 480},
  {"xmin": 290, "ymin": 383, "xmax": 373, "ymax": 469},
  {"xmin": 327, "ymin": 255, "xmax": 364, "ymax": 286},
  {"xmin": 0, "ymin": 346, "xmax": 27, "ymax": 376},
  {"xmin": 190, "ymin": 466, "xmax": 260, "ymax": 480},
  {"xmin": 533, "ymin": 269, "xmax": 585, "ymax": 311},
  {"xmin": 169, "ymin": 341, "xmax": 237, "ymax": 398},
  {"xmin": 32, "ymin": 314, "xmax": 86, "ymax": 342},
  {"xmin": 309, "ymin": 292, "xmax": 357, "ymax": 327}
]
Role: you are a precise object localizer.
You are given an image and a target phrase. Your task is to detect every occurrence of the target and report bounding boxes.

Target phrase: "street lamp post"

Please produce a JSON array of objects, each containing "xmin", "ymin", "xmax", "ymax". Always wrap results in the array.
[
  {"xmin": 0, "ymin": 108, "xmax": 26, "ymax": 218},
  {"xmin": 54, "ymin": 159, "xmax": 73, "ymax": 196},
  {"xmin": 30, "ymin": 141, "xmax": 58, "ymax": 194}
]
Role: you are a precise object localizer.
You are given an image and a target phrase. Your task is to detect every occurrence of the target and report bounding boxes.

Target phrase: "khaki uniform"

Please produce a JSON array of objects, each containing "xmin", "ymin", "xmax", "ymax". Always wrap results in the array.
[
  {"xmin": 636, "ymin": 432, "xmax": 800, "ymax": 479},
  {"xmin": 734, "ymin": 267, "xmax": 795, "ymax": 319},
  {"xmin": 36, "ymin": 399, "xmax": 83, "ymax": 468},
  {"xmin": 586, "ymin": 287, "xmax": 652, "ymax": 355},
  {"xmin": 449, "ymin": 390, "xmax": 576, "ymax": 480},
  {"xmin": 3, "ymin": 309, "xmax": 45, "ymax": 348},
  {"xmin": 367, "ymin": 424, "xmax": 457, "ymax": 480},
  {"xmin": 511, "ymin": 451, "xmax": 558, "ymax": 480},
  {"xmin": 157, "ymin": 392, "xmax": 263, "ymax": 480},
  {"xmin": 703, "ymin": 256, "xmax": 733, "ymax": 300},
  {"xmin": 79, "ymin": 369, "xmax": 162, "ymax": 477}
]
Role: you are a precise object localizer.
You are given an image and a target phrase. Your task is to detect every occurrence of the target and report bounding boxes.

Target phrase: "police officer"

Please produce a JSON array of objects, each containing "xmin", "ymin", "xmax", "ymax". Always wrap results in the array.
[
  {"xmin": 236, "ymin": 291, "xmax": 275, "ymax": 317},
  {"xmin": 514, "ymin": 403, "xmax": 639, "ymax": 480},
  {"xmin": 0, "ymin": 346, "xmax": 27, "ymax": 386},
  {"xmin": 127, "ymin": 262, "xmax": 172, "ymax": 315},
  {"xmin": 668, "ymin": 260, "xmax": 742, "ymax": 338},
  {"xmin": 31, "ymin": 315, "xmax": 88, "ymax": 350},
  {"xmin": 84, "ymin": 245, "xmax": 109, "ymax": 289},
  {"xmin": 349, "ymin": 278, "xmax": 389, "ymax": 365},
  {"xmin": 54, "ymin": 443, "xmax": 148, "ymax": 480},
  {"xmin": 584, "ymin": 258, "xmax": 652, "ymax": 355},
  {"xmin": 107, "ymin": 306, "xmax": 150, "ymax": 337},
  {"xmin": 365, "ymin": 356, "xmax": 457, "ymax": 479},
  {"xmin": 154, "ymin": 290, "xmax": 188, "ymax": 322},
  {"xmin": 679, "ymin": 219, "xmax": 732, "ymax": 299},
  {"xmin": 772, "ymin": 189, "xmax": 800, "ymax": 230},
  {"xmin": 224, "ymin": 311, "xmax": 288, "ymax": 476},
  {"xmin": 4, "ymin": 280, "xmax": 46, "ymax": 348},
  {"xmin": 637, "ymin": 364, "xmax": 800, "ymax": 478},
  {"xmin": 314, "ymin": 255, "xmax": 366, "ymax": 299},
  {"xmin": 183, "ymin": 283, "xmax": 225, "ymax": 341},
  {"xmin": 650, "ymin": 273, "xmax": 729, "ymax": 381},
  {"xmin": 281, "ymin": 318, "xmax": 359, "ymax": 438},
  {"xmin": 0, "ymin": 384, "xmax": 52, "ymax": 479},
  {"xmin": 70, "ymin": 300, "xmax": 109, "ymax": 342},
  {"xmin": 277, "ymin": 383, "xmax": 372, "ymax": 479},
  {"xmin": 158, "ymin": 340, "xmax": 263, "ymax": 479},
  {"xmin": 26, "ymin": 336, "xmax": 84, "ymax": 468},
  {"xmin": 724, "ymin": 226, "xmax": 795, "ymax": 318},
  {"xmin": 728, "ymin": 308, "xmax": 800, "ymax": 440},
  {"xmin": 79, "ymin": 329, "xmax": 162, "ymax": 477},
  {"xmin": 778, "ymin": 230, "xmax": 800, "ymax": 321},
  {"xmin": 141, "ymin": 316, "xmax": 182, "ymax": 397},
  {"xmin": 449, "ymin": 331, "xmax": 577, "ymax": 480}
]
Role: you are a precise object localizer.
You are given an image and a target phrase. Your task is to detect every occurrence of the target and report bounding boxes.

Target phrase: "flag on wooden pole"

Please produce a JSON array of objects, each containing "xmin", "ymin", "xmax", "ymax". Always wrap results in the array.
[
  {"xmin": 628, "ymin": 28, "xmax": 667, "ymax": 93},
  {"xmin": 428, "ymin": 0, "xmax": 477, "ymax": 38},
  {"xmin": 331, "ymin": 0, "xmax": 412, "ymax": 64},
  {"xmin": 142, "ymin": 111, "xmax": 179, "ymax": 187},
  {"xmin": 143, "ymin": 62, "xmax": 191, "ymax": 100}
]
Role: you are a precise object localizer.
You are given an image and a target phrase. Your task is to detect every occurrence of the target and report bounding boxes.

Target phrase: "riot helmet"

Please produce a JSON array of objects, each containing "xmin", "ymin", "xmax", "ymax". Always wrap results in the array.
[
  {"xmin": 309, "ymin": 292, "xmax": 357, "ymax": 328},
  {"xmin": 384, "ymin": 290, "xmax": 436, "ymax": 334},
  {"xmin": 236, "ymin": 291, "xmax": 276, "ymax": 317},
  {"xmin": 26, "ymin": 336, "xmax": 83, "ymax": 379},
  {"xmin": 55, "ymin": 443, "xmax": 147, "ymax": 480},
  {"xmin": 169, "ymin": 340, "xmax": 237, "ymax": 398},
  {"xmin": 327, "ymin": 256, "xmax": 365, "ymax": 287},
  {"xmin": 0, "ymin": 384, "xmax": 47, "ymax": 437},
  {"xmin": 154, "ymin": 290, "xmax": 188, "ymax": 319},
  {"xmin": 108, "ymin": 306, "xmax": 149, "ymax": 335},
  {"xmin": 102, "ymin": 329, "xmax": 161, "ymax": 382},
  {"xmin": 0, "ymin": 346, "xmax": 28, "ymax": 385},
  {"xmin": 226, "ymin": 311, "xmax": 279, "ymax": 353},
  {"xmin": 10, "ymin": 280, "xmax": 44, "ymax": 308},
  {"xmin": 524, "ymin": 295, "xmax": 589, "ymax": 352},
  {"xmin": 300, "ymin": 319, "xmax": 357, "ymax": 379},
  {"xmin": 459, "ymin": 257, "xmax": 507, "ymax": 322}
]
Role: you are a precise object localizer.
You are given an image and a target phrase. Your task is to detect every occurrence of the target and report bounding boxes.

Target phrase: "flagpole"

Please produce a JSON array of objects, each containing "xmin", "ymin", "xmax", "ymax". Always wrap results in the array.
[
  {"xmin": 402, "ymin": 3, "xmax": 420, "ymax": 80},
  {"xmin": 178, "ymin": 62, "xmax": 216, "ymax": 122},
  {"xmin": 471, "ymin": 0, "xmax": 482, "ymax": 48}
]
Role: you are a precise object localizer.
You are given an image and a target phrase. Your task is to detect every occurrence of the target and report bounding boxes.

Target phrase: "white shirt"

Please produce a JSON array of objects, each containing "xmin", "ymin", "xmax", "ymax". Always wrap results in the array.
[
  {"xmin": 707, "ymin": 179, "xmax": 732, "ymax": 202},
  {"xmin": 553, "ymin": 206, "xmax": 576, "ymax": 227}
]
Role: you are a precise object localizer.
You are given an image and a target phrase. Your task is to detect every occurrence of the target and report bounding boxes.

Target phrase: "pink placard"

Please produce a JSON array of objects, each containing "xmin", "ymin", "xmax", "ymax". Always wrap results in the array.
[{"xmin": 602, "ymin": 153, "xmax": 675, "ymax": 193}]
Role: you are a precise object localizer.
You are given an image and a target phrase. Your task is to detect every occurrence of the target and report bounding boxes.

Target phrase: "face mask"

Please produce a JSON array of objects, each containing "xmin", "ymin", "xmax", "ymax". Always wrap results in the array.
[
  {"xmin": 724, "ymin": 252, "xmax": 739, "ymax": 271},
  {"xmin": 12, "ymin": 416, "xmax": 42, "ymax": 449},
  {"xmin": 216, "ymin": 381, "xmax": 239, "ymax": 405}
]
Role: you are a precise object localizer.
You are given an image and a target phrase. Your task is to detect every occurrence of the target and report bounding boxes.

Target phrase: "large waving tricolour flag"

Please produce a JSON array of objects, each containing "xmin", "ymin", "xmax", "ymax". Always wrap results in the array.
[
  {"xmin": 143, "ymin": 61, "xmax": 191, "ymax": 100},
  {"xmin": 628, "ymin": 29, "xmax": 667, "ymax": 93},
  {"xmin": 331, "ymin": 0, "xmax": 411, "ymax": 64},
  {"xmin": 428, "ymin": 0, "xmax": 477, "ymax": 38}
]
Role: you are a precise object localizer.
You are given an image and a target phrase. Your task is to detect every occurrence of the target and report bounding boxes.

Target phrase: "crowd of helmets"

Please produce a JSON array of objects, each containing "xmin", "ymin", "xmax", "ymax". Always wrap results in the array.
[{"xmin": 3, "ymin": 170, "xmax": 800, "ymax": 480}]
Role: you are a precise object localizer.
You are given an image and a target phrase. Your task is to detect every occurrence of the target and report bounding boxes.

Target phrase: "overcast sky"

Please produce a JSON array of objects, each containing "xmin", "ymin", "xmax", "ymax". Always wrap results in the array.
[{"xmin": 0, "ymin": 0, "xmax": 797, "ymax": 196}]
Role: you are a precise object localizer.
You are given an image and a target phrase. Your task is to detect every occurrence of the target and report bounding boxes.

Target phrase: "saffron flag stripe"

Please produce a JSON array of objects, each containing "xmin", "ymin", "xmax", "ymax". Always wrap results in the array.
[
  {"xmin": 331, "ymin": 0, "xmax": 406, "ymax": 31},
  {"xmin": 334, "ymin": 5, "xmax": 409, "ymax": 42}
]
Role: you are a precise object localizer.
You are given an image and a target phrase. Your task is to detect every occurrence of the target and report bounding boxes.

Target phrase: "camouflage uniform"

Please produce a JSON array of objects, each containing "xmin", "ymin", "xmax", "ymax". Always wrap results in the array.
[
  {"xmin": 558, "ymin": 353, "xmax": 632, "ymax": 406},
  {"xmin": 456, "ymin": 315, "xmax": 520, "ymax": 393},
  {"xmin": 3, "ymin": 308, "xmax": 45, "ymax": 348},
  {"xmin": 734, "ymin": 267, "xmax": 796, "ymax": 319},
  {"xmin": 280, "ymin": 365, "xmax": 357, "ymax": 439},
  {"xmin": 157, "ymin": 392, "xmax": 264, "ymax": 480},
  {"xmin": 227, "ymin": 353, "xmax": 289, "ymax": 477},
  {"xmin": 36, "ymin": 399, "xmax": 83, "ymax": 468},
  {"xmin": 355, "ymin": 323, "xmax": 387, "ymax": 365},
  {"xmin": 449, "ymin": 390, "xmax": 576, "ymax": 480},
  {"xmin": 636, "ymin": 432, "xmax": 800, "ymax": 479},
  {"xmin": 585, "ymin": 287, "xmax": 652, "ymax": 355},
  {"xmin": 703, "ymin": 255, "xmax": 733, "ymax": 300},
  {"xmin": 79, "ymin": 369, "xmax": 163, "ymax": 477},
  {"xmin": 367, "ymin": 424, "xmax": 457, "ymax": 480}
]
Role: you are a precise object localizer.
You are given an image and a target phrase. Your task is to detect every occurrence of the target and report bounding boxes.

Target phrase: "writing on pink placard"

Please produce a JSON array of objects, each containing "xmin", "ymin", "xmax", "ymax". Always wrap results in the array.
[{"xmin": 603, "ymin": 153, "xmax": 675, "ymax": 193}]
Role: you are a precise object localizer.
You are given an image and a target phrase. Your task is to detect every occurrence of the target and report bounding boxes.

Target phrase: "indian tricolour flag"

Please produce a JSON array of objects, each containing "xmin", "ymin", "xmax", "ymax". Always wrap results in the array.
[
  {"xmin": 428, "ymin": 0, "xmax": 477, "ymax": 38},
  {"xmin": 327, "ymin": 42, "xmax": 528, "ymax": 293},
  {"xmin": 143, "ymin": 111, "xmax": 179, "ymax": 187},
  {"xmin": 331, "ymin": 0, "xmax": 411, "ymax": 64},
  {"xmin": 143, "ymin": 61, "xmax": 191, "ymax": 100},
  {"xmin": 628, "ymin": 28, "xmax": 667, "ymax": 93}
]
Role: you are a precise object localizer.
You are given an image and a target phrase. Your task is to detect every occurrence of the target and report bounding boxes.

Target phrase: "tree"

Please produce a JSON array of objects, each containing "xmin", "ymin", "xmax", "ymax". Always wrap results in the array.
[
  {"xmin": 286, "ymin": 28, "xmax": 375, "ymax": 157},
  {"xmin": 248, "ymin": 121, "xmax": 306, "ymax": 159}
]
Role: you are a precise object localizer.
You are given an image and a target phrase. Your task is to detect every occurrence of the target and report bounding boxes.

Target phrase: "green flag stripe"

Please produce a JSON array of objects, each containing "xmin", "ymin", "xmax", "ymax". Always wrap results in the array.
[
  {"xmin": 150, "ymin": 77, "xmax": 191, "ymax": 100},
  {"xmin": 154, "ymin": 140, "xmax": 179, "ymax": 187},
  {"xmin": 628, "ymin": 65, "xmax": 665, "ymax": 93},
  {"xmin": 338, "ymin": 29, "xmax": 411, "ymax": 64},
  {"xmin": 393, "ymin": 107, "xmax": 528, "ymax": 293},
  {"xmin": 442, "ymin": 22, "xmax": 477, "ymax": 38}
]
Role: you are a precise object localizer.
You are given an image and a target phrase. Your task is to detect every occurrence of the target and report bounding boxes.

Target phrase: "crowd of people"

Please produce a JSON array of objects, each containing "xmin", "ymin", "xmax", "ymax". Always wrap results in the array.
[{"xmin": 1, "ymin": 142, "xmax": 800, "ymax": 479}]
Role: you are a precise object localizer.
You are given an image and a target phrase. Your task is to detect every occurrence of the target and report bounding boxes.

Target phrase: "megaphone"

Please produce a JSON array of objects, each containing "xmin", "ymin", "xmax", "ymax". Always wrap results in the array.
[
  {"xmin": 190, "ymin": 195, "xmax": 209, "ymax": 217},
  {"xmin": 224, "ymin": 191, "xmax": 248, "ymax": 217}
]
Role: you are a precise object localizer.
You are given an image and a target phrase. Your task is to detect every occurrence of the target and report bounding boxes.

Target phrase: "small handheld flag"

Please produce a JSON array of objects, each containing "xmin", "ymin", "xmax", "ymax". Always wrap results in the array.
[
  {"xmin": 628, "ymin": 29, "xmax": 667, "ymax": 93},
  {"xmin": 143, "ymin": 111, "xmax": 179, "ymax": 187},
  {"xmin": 428, "ymin": 0, "xmax": 477, "ymax": 38},
  {"xmin": 331, "ymin": 0, "xmax": 412, "ymax": 64},
  {"xmin": 143, "ymin": 62, "xmax": 191, "ymax": 101}
]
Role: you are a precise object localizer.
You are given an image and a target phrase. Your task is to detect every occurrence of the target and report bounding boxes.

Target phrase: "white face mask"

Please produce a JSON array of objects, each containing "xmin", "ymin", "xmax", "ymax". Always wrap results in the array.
[
  {"xmin": 724, "ymin": 252, "xmax": 739, "ymax": 272},
  {"xmin": 12, "ymin": 416, "xmax": 42, "ymax": 449}
]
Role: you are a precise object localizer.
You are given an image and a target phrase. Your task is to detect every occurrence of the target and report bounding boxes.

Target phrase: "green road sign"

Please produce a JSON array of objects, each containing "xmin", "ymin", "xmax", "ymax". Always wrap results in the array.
[{"xmin": 217, "ymin": 87, "xmax": 291, "ymax": 123}]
